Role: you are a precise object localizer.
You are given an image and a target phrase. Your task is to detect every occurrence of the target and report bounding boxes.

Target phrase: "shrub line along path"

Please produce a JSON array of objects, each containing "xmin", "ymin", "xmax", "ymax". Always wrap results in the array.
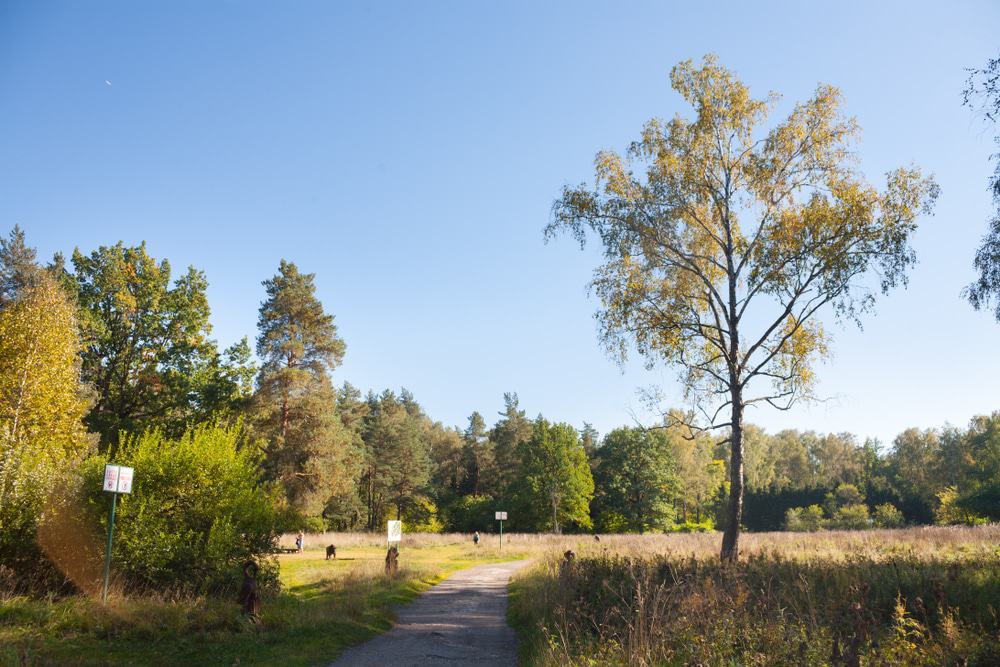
[{"xmin": 327, "ymin": 560, "xmax": 529, "ymax": 667}]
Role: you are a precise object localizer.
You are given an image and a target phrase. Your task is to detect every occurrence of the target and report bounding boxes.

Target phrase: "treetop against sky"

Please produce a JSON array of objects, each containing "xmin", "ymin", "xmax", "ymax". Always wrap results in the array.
[{"xmin": 0, "ymin": 1, "xmax": 997, "ymax": 444}]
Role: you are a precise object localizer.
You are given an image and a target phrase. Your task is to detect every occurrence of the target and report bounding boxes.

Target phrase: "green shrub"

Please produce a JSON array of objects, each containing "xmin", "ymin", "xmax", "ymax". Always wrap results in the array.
[
  {"xmin": 0, "ymin": 443, "xmax": 62, "ymax": 571},
  {"xmin": 671, "ymin": 518, "xmax": 715, "ymax": 533},
  {"xmin": 80, "ymin": 423, "xmax": 282, "ymax": 594},
  {"xmin": 301, "ymin": 516, "xmax": 328, "ymax": 533},
  {"xmin": 831, "ymin": 503, "xmax": 871, "ymax": 530},
  {"xmin": 873, "ymin": 502, "xmax": 904, "ymax": 528},
  {"xmin": 785, "ymin": 504, "xmax": 825, "ymax": 531},
  {"xmin": 824, "ymin": 483, "xmax": 865, "ymax": 514},
  {"xmin": 935, "ymin": 486, "xmax": 986, "ymax": 526}
]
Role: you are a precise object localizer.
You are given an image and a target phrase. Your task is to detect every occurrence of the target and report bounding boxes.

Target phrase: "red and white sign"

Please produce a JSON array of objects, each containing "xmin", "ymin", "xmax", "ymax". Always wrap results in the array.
[
  {"xmin": 103, "ymin": 465, "xmax": 120, "ymax": 492},
  {"xmin": 103, "ymin": 464, "xmax": 135, "ymax": 494},
  {"xmin": 116, "ymin": 466, "xmax": 134, "ymax": 494}
]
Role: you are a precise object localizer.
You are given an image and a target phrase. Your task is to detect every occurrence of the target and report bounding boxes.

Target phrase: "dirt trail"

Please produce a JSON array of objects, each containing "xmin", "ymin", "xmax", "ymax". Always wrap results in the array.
[{"xmin": 327, "ymin": 560, "xmax": 529, "ymax": 667}]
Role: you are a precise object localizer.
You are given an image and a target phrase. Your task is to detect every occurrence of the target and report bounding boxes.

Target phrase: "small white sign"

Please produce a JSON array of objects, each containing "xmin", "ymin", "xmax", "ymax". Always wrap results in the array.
[
  {"xmin": 116, "ymin": 466, "xmax": 134, "ymax": 494},
  {"xmin": 103, "ymin": 465, "xmax": 120, "ymax": 492},
  {"xmin": 495, "ymin": 511, "xmax": 507, "ymax": 521},
  {"xmin": 387, "ymin": 520, "xmax": 402, "ymax": 543},
  {"xmin": 103, "ymin": 464, "xmax": 134, "ymax": 493}
]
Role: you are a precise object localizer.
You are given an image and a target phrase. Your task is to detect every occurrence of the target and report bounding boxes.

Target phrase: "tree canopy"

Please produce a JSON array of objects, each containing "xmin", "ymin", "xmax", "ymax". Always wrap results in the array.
[
  {"xmin": 547, "ymin": 55, "xmax": 937, "ymax": 560},
  {"xmin": 963, "ymin": 54, "xmax": 1000, "ymax": 320}
]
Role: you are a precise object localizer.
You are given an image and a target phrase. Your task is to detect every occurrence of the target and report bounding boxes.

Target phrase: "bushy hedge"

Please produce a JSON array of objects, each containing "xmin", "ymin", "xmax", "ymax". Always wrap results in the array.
[{"xmin": 80, "ymin": 424, "xmax": 283, "ymax": 594}]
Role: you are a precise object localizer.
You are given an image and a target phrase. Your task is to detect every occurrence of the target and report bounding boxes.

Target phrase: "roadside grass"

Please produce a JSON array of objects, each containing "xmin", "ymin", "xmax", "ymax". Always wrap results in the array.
[{"xmin": 0, "ymin": 539, "xmax": 515, "ymax": 667}]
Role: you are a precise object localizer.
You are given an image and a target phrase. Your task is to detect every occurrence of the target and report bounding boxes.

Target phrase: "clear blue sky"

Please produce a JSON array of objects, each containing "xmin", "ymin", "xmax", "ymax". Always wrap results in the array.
[{"xmin": 1, "ymin": 1, "xmax": 997, "ymax": 446}]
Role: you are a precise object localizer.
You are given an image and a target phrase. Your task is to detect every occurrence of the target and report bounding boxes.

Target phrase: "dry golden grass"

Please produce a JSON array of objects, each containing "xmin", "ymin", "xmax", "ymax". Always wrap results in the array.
[
  {"xmin": 507, "ymin": 524, "xmax": 1000, "ymax": 666},
  {"xmin": 285, "ymin": 523, "xmax": 1000, "ymax": 561}
]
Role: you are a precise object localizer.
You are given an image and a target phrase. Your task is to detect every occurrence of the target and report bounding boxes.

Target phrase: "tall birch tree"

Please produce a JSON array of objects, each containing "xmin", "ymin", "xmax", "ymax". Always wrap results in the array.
[{"xmin": 547, "ymin": 56, "xmax": 937, "ymax": 560}]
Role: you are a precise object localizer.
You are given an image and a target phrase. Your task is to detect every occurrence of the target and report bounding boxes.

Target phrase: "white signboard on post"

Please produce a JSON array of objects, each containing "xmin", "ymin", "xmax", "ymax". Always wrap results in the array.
[
  {"xmin": 116, "ymin": 466, "xmax": 134, "ymax": 494},
  {"xmin": 495, "ymin": 511, "xmax": 507, "ymax": 520},
  {"xmin": 387, "ymin": 520, "xmax": 402, "ymax": 543},
  {"xmin": 103, "ymin": 465, "xmax": 120, "ymax": 492},
  {"xmin": 102, "ymin": 464, "xmax": 134, "ymax": 494}
]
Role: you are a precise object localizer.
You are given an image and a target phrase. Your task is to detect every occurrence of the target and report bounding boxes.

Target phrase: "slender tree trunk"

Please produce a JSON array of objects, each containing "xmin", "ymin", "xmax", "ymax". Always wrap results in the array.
[
  {"xmin": 720, "ymin": 211, "xmax": 745, "ymax": 563},
  {"xmin": 720, "ymin": 394, "xmax": 744, "ymax": 562},
  {"xmin": 637, "ymin": 492, "xmax": 645, "ymax": 534},
  {"xmin": 280, "ymin": 394, "xmax": 289, "ymax": 441},
  {"xmin": 367, "ymin": 470, "xmax": 375, "ymax": 531},
  {"xmin": 551, "ymin": 494, "xmax": 560, "ymax": 534},
  {"xmin": 280, "ymin": 354, "xmax": 295, "ymax": 441}
]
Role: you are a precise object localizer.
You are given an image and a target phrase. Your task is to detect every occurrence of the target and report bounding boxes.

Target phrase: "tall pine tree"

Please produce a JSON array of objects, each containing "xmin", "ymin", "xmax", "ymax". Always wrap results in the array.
[
  {"xmin": 254, "ymin": 260, "xmax": 356, "ymax": 517},
  {"xmin": 359, "ymin": 390, "xmax": 431, "ymax": 528},
  {"xmin": 489, "ymin": 392, "xmax": 531, "ymax": 504},
  {"xmin": 461, "ymin": 411, "xmax": 495, "ymax": 497}
]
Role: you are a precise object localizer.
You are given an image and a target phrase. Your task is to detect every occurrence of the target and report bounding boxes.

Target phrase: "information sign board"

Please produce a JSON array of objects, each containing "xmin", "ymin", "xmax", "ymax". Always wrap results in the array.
[{"xmin": 387, "ymin": 520, "xmax": 402, "ymax": 543}]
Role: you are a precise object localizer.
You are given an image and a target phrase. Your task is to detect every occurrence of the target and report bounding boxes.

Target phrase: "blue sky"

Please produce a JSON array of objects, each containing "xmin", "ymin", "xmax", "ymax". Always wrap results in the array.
[{"xmin": 1, "ymin": 1, "xmax": 997, "ymax": 446}]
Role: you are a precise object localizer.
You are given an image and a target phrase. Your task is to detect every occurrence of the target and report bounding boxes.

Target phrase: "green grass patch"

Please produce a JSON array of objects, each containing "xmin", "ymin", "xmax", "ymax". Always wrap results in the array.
[{"xmin": 1, "ymin": 542, "xmax": 517, "ymax": 666}]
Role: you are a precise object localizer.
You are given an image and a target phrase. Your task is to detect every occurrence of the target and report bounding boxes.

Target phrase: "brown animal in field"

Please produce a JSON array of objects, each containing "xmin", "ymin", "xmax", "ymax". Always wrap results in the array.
[
  {"xmin": 325, "ymin": 544, "xmax": 337, "ymax": 560},
  {"xmin": 238, "ymin": 560, "xmax": 261, "ymax": 622},
  {"xmin": 593, "ymin": 534, "xmax": 600, "ymax": 542},
  {"xmin": 559, "ymin": 549, "xmax": 576, "ymax": 582},
  {"xmin": 385, "ymin": 545, "xmax": 399, "ymax": 577}
]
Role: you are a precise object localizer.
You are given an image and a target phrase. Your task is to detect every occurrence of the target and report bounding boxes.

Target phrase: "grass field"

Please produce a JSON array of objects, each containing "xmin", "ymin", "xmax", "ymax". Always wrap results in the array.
[
  {"xmin": 4, "ymin": 527, "xmax": 999, "ymax": 666},
  {"xmin": 507, "ymin": 526, "xmax": 1000, "ymax": 666},
  {"xmin": 0, "ymin": 535, "xmax": 516, "ymax": 667}
]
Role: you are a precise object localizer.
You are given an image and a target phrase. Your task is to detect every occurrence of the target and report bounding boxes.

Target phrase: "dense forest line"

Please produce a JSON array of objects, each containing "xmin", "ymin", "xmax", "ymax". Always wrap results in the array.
[{"xmin": 2, "ymin": 226, "xmax": 996, "ymax": 551}]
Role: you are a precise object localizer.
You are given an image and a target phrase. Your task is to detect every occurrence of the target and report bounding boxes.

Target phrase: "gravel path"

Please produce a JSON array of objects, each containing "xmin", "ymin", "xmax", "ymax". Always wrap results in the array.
[{"xmin": 327, "ymin": 560, "xmax": 529, "ymax": 667}]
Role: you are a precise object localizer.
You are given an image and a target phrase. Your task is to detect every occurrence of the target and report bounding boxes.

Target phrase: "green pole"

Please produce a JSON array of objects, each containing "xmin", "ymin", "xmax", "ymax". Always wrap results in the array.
[
  {"xmin": 499, "ymin": 520, "xmax": 503, "ymax": 554},
  {"xmin": 102, "ymin": 492, "xmax": 118, "ymax": 603}
]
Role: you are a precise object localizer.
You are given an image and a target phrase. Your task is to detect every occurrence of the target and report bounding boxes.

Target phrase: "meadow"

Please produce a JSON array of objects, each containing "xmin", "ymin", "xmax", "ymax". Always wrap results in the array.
[
  {"xmin": 3, "ymin": 527, "xmax": 999, "ymax": 666},
  {"xmin": 507, "ymin": 526, "xmax": 1000, "ymax": 666}
]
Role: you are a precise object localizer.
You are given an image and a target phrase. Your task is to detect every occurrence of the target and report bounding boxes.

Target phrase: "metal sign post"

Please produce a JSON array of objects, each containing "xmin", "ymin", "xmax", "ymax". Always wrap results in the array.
[
  {"xmin": 495, "ymin": 511, "xmax": 507, "ymax": 552},
  {"xmin": 101, "ymin": 464, "xmax": 134, "ymax": 603}
]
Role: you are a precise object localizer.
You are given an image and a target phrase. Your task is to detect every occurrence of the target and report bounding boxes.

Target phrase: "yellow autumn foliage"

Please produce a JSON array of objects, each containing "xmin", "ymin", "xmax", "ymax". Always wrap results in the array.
[{"xmin": 0, "ymin": 275, "xmax": 91, "ymax": 561}]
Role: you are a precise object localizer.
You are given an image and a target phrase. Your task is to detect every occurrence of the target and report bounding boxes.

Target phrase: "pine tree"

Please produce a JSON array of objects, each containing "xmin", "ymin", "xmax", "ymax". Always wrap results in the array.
[
  {"xmin": 460, "ymin": 411, "xmax": 496, "ymax": 497},
  {"xmin": 489, "ymin": 392, "xmax": 531, "ymax": 503},
  {"xmin": 254, "ymin": 260, "xmax": 356, "ymax": 517},
  {"xmin": 359, "ymin": 390, "xmax": 431, "ymax": 528},
  {"xmin": 0, "ymin": 226, "xmax": 40, "ymax": 304}
]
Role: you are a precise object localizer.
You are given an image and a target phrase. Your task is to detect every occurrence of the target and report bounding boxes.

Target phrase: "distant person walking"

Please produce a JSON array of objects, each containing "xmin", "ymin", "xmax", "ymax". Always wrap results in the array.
[
  {"xmin": 473, "ymin": 531, "xmax": 480, "ymax": 547},
  {"xmin": 296, "ymin": 530, "xmax": 304, "ymax": 553}
]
